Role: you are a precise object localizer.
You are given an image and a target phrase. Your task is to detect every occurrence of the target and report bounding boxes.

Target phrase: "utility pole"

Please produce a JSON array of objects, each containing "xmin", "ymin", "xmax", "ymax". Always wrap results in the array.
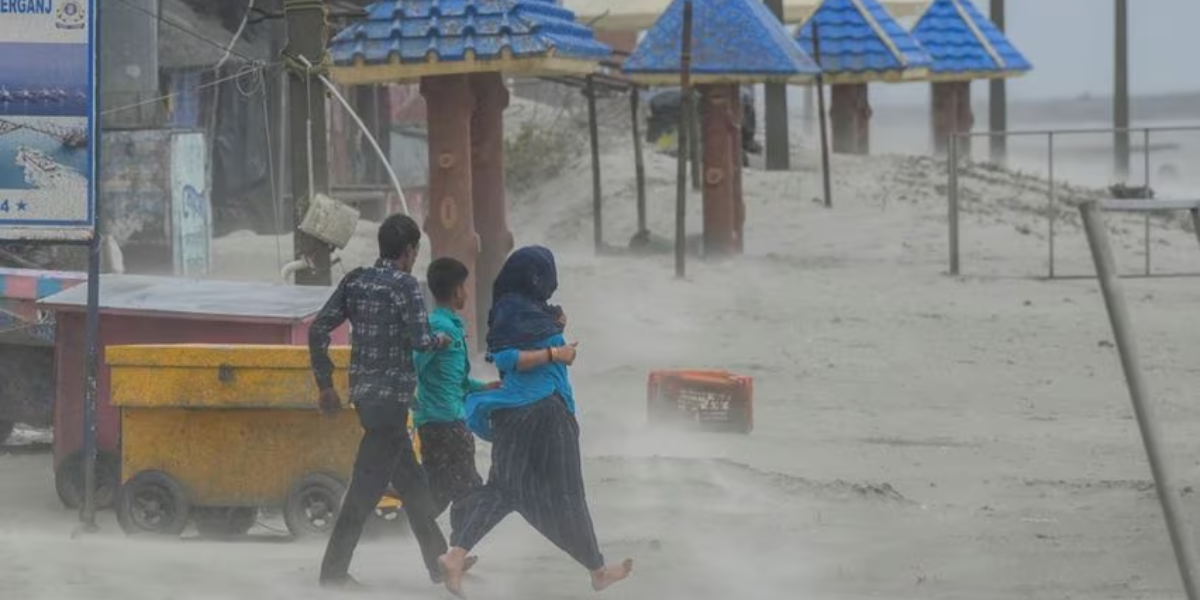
[
  {"xmin": 1113, "ymin": 0, "xmax": 1130, "ymax": 178},
  {"xmin": 763, "ymin": 0, "xmax": 790, "ymax": 171},
  {"xmin": 284, "ymin": 0, "xmax": 332, "ymax": 286},
  {"xmin": 988, "ymin": 0, "xmax": 1007, "ymax": 165}
]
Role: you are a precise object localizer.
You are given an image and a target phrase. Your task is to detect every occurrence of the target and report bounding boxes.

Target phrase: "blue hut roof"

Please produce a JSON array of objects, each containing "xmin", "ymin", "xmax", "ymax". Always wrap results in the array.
[
  {"xmin": 328, "ymin": 0, "xmax": 611, "ymax": 84},
  {"xmin": 623, "ymin": 0, "xmax": 821, "ymax": 84},
  {"xmin": 911, "ymin": 0, "xmax": 1031, "ymax": 80},
  {"xmin": 795, "ymin": 0, "xmax": 932, "ymax": 84}
]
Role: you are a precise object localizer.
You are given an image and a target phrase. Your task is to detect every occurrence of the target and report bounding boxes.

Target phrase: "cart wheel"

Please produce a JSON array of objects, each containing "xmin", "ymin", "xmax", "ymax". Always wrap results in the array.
[
  {"xmin": 55, "ymin": 449, "xmax": 119, "ymax": 510},
  {"xmin": 284, "ymin": 473, "xmax": 346, "ymax": 538},
  {"xmin": 364, "ymin": 505, "xmax": 410, "ymax": 539},
  {"xmin": 0, "ymin": 420, "xmax": 13, "ymax": 445},
  {"xmin": 116, "ymin": 470, "xmax": 191, "ymax": 536},
  {"xmin": 193, "ymin": 507, "xmax": 258, "ymax": 538}
]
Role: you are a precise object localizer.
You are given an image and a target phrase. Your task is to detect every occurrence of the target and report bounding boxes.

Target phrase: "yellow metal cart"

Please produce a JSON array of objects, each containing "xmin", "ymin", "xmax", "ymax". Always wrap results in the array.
[{"xmin": 107, "ymin": 343, "xmax": 417, "ymax": 537}]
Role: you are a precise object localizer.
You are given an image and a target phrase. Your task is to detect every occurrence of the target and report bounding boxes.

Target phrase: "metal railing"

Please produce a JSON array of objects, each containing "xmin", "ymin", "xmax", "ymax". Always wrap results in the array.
[{"xmin": 947, "ymin": 125, "xmax": 1200, "ymax": 278}]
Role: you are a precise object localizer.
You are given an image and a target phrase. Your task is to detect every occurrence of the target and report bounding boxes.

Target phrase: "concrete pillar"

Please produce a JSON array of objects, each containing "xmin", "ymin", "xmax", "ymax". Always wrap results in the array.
[
  {"xmin": 420, "ymin": 75, "xmax": 480, "ymax": 342},
  {"xmin": 830, "ymin": 83, "xmax": 871, "ymax": 155},
  {"xmin": 469, "ymin": 72, "xmax": 513, "ymax": 350},
  {"xmin": 699, "ymin": 84, "xmax": 737, "ymax": 257}
]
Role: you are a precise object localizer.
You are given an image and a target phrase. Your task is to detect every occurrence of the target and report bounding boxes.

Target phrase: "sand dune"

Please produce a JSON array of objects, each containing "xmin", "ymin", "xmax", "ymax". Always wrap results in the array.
[{"xmin": 4, "ymin": 96, "xmax": 1200, "ymax": 599}]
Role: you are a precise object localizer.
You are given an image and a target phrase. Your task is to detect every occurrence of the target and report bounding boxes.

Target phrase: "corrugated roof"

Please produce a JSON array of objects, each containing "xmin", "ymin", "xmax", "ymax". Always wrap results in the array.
[
  {"xmin": 565, "ymin": 0, "xmax": 928, "ymax": 31},
  {"xmin": 38, "ymin": 275, "xmax": 336, "ymax": 321},
  {"xmin": 328, "ymin": 0, "xmax": 611, "ymax": 83},
  {"xmin": 795, "ymin": 0, "xmax": 931, "ymax": 83},
  {"xmin": 910, "ymin": 0, "xmax": 1031, "ymax": 80},
  {"xmin": 623, "ymin": 0, "xmax": 822, "ymax": 84}
]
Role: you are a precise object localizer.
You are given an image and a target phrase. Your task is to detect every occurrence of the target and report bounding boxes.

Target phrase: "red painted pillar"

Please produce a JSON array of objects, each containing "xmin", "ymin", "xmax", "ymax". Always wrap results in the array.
[
  {"xmin": 699, "ymin": 84, "xmax": 737, "ymax": 257},
  {"xmin": 830, "ymin": 83, "xmax": 871, "ymax": 155},
  {"xmin": 730, "ymin": 86, "xmax": 746, "ymax": 253},
  {"xmin": 469, "ymin": 72, "xmax": 513, "ymax": 349},
  {"xmin": 420, "ymin": 75, "xmax": 480, "ymax": 342}
]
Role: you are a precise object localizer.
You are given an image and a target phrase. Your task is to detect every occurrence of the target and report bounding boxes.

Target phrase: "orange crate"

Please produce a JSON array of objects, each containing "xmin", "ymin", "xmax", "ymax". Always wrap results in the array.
[{"xmin": 647, "ymin": 370, "xmax": 753, "ymax": 434}]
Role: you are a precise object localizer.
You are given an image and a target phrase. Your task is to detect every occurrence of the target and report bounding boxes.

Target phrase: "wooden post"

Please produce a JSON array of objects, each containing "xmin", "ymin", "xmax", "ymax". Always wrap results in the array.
[
  {"xmin": 285, "ymin": 0, "xmax": 332, "ymax": 285},
  {"xmin": 830, "ymin": 84, "xmax": 870, "ymax": 155},
  {"xmin": 763, "ymin": 0, "xmax": 790, "ymax": 170},
  {"xmin": 586, "ymin": 76, "xmax": 603, "ymax": 253},
  {"xmin": 676, "ymin": 0, "xmax": 694, "ymax": 278},
  {"xmin": 699, "ymin": 84, "xmax": 737, "ymax": 256},
  {"xmin": 1114, "ymin": 0, "xmax": 1130, "ymax": 177},
  {"xmin": 932, "ymin": 81, "xmax": 973, "ymax": 157},
  {"xmin": 988, "ymin": 0, "xmax": 1007, "ymax": 164},
  {"xmin": 469, "ymin": 72, "xmax": 512, "ymax": 348},
  {"xmin": 631, "ymin": 88, "xmax": 648, "ymax": 234}
]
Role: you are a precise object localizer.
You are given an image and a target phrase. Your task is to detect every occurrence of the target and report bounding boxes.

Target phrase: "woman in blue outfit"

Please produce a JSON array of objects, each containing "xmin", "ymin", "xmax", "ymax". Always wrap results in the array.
[{"xmin": 438, "ymin": 246, "xmax": 633, "ymax": 597}]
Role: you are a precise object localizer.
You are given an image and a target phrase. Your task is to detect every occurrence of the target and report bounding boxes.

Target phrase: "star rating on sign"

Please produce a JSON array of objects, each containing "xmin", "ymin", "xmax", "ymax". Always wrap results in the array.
[{"xmin": 16, "ymin": 201, "xmax": 26, "ymax": 212}]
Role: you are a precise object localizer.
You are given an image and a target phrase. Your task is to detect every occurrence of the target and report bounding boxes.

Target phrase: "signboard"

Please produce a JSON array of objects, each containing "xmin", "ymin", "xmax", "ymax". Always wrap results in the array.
[
  {"xmin": 0, "ymin": 0, "xmax": 95, "ymax": 242},
  {"xmin": 169, "ymin": 132, "xmax": 211, "ymax": 277}
]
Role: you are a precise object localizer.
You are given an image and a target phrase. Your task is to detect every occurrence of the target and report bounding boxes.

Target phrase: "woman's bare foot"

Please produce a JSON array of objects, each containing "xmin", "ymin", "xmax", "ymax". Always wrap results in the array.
[
  {"xmin": 438, "ymin": 547, "xmax": 470, "ymax": 598},
  {"xmin": 590, "ymin": 559, "xmax": 633, "ymax": 591}
]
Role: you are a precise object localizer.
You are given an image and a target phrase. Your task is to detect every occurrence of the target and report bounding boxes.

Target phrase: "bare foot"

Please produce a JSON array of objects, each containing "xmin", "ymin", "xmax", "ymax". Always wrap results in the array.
[
  {"xmin": 463, "ymin": 555, "xmax": 479, "ymax": 573},
  {"xmin": 438, "ymin": 547, "xmax": 470, "ymax": 598},
  {"xmin": 590, "ymin": 559, "xmax": 633, "ymax": 591}
]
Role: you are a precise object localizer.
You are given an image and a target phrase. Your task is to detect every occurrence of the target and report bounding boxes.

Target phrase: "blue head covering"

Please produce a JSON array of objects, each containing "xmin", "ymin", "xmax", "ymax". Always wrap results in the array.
[{"xmin": 485, "ymin": 246, "xmax": 564, "ymax": 353}]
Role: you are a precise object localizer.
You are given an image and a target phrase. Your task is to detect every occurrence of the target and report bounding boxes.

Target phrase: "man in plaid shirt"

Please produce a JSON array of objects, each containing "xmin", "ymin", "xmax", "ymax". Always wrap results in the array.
[{"xmin": 309, "ymin": 213, "xmax": 453, "ymax": 588}]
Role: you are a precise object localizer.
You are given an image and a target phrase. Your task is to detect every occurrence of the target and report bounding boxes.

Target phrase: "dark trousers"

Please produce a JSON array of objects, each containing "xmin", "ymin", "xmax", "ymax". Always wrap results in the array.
[
  {"xmin": 320, "ymin": 400, "xmax": 448, "ymax": 582},
  {"xmin": 418, "ymin": 420, "xmax": 483, "ymax": 517},
  {"xmin": 449, "ymin": 395, "xmax": 605, "ymax": 571}
]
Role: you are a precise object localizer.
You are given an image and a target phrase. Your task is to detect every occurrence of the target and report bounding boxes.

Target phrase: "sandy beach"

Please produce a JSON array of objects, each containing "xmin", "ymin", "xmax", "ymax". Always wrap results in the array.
[{"xmin": 4, "ymin": 92, "xmax": 1200, "ymax": 600}]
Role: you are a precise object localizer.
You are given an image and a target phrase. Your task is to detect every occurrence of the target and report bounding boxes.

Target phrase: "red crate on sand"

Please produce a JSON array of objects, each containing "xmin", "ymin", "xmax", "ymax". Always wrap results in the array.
[{"xmin": 647, "ymin": 370, "xmax": 753, "ymax": 434}]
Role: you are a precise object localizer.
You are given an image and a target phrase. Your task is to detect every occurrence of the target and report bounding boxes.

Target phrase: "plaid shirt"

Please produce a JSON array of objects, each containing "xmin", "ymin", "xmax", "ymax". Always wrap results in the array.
[{"xmin": 309, "ymin": 259, "xmax": 442, "ymax": 406}]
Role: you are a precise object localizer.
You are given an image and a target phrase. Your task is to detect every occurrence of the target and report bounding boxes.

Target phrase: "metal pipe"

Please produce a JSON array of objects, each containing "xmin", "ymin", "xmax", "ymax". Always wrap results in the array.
[
  {"xmin": 813, "ymin": 22, "xmax": 832, "ymax": 209},
  {"xmin": 1048, "ymin": 132, "xmax": 1056, "ymax": 279},
  {"xmin": 302, "ymin": 57, "xmax": 410, "ymax": 216},
  {"xmin": 675, "ymin": 0, "xmax": 694, "ymax": 279},
  {"xmin": 79, "ymin": 230, "xmax": 101, "ymax": 531},
  {"xmin": 954, "ymin": 125, "xmax": 1200, "ymax": 139},
  {"xmin": 948, "ymin": 134, "xmax": 960, "ymax": 276},
  {"xmin": 631, "ymin": 88, "xmax": 647, "ymax": 234},
  {"xmin": 1079, "ymin": 200, "xmax": 1200, "ymax": 600},
  {"xmin": 1144, "ymin": 128, "xmax": 1151, "ymax": 276},
  {"xmin": 586, "ymin": 76, "xmax": 603, "ymax": 253}
]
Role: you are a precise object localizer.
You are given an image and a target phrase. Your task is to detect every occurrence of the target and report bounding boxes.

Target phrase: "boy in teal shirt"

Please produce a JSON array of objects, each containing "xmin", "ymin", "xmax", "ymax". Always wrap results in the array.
[{"xmin": 413, "ymin": 257, "xmax": 495, "ymax": 517}]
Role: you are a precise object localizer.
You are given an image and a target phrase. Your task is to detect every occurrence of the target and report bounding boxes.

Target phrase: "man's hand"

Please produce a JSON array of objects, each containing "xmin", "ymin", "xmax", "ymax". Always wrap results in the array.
[
  {"xmin": 435, "ymin": 332, "xmax": 452, "ymax": 350},
  {"xmin": 552, "ymin": 342, "xmax": 579, "ymax": 366},
  {"xmin": 556, "ymin": 310, "xmax": 568, "ymax": 329},
  {"xmin": 318, "ymin": 388, "xmax": 342, "ymax": 417}
]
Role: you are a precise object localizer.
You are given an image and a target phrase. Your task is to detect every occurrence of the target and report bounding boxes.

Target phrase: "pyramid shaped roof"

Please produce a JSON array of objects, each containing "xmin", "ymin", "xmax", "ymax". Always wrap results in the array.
[
  {"xmin": 623, "ymin": 0, "xmax": 821, "ymax": 84},
  {"xmin": 795, "ymin": 0, "xmax": 931, "ymax": 84},
  {"xmin": 329, "ymin": 0, "xmax": 611, "ymax": 84},
  {"xmin": 911, "ymin": 0, "xmax": 1031, "ymax": 81}
]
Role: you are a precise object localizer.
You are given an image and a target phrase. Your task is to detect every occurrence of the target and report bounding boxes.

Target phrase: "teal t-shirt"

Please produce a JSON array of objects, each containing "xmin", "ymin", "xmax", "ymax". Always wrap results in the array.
[{"xmin": 413, "ymin": 307, "xmax": 486, "ymax": 427}]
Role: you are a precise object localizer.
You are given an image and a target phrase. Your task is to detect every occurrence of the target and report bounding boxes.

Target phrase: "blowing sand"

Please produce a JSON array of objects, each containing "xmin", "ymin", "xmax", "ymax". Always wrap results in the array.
[{"xmin": 4, "ymin": 104, "xmax": 1200, "ymax": 600}]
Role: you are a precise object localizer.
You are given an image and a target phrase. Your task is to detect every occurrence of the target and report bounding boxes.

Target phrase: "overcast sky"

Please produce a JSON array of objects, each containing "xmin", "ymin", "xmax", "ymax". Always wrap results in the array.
[{"xmin": 871, "ymin": 0, "xmax": 1200, "ymax": 104}]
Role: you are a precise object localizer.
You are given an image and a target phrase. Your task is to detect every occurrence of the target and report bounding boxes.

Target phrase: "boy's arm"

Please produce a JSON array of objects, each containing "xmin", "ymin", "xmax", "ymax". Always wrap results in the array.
[
  {"xmin": 413, "ymin": 315, "xmax": 450, "ymax": 371},
  {"xmin": 309, "ymin": 279, "xmax": 350, "ymax": 392},
  {"xmin": 466, "ymin": 377, "xmax": 490, "ymax": 393},
  {"xmin": 396, "ymin": 277, "xmax": 447, "ymax": 352}
]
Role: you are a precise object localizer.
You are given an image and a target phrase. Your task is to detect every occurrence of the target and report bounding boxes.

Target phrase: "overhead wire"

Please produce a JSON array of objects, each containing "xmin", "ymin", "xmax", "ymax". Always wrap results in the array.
[{"xmin": 110, "ymin": 0, "xmax": 268, "ymax": 68}]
